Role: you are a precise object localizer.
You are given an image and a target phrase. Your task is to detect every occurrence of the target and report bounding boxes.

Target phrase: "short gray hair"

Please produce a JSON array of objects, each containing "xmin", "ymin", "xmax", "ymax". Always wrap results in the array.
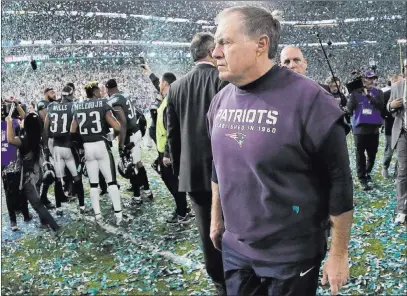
[
  {"xmin": 216, "ymin": 6, "xmax": 282, "ymax": 59},
  {"xmin": 190, "ymin": 32, "xmax": 215, "ymax": 62}
]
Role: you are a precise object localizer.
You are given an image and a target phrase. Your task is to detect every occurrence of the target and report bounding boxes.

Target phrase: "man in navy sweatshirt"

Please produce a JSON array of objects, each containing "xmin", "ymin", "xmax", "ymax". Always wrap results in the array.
[{"xmin": 207, "ymin": 6, "xmax": 353, "ymax": 296}]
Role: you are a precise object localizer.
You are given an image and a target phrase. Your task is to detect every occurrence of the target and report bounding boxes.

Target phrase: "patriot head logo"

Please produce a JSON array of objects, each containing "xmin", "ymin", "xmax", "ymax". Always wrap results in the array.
[{"xmin": 225, "ymin": 132, "xmax": 246, "ymax": 147}]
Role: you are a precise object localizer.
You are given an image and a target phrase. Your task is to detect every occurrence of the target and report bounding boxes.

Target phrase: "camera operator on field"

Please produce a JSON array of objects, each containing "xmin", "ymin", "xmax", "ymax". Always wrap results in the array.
[{"xmin": 347, "ymin": 71, "xmax": 384, "ymax": 191}]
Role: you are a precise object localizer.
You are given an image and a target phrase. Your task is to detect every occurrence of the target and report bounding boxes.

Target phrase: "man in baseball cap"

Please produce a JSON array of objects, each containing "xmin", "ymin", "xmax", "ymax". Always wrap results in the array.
[
  {"xmin": 105, "ymin": 79, "xmax": 118, "ymax": 89},
  {"xmin": 362, "ymin": 71, "xmax": 378, "ymax": 90}
]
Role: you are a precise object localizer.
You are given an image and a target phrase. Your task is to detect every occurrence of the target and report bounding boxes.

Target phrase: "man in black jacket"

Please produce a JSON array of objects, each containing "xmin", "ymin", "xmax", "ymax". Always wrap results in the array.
[{"xmin": 166, "ymin": 32, "xmax": 228, "ymax": 295}]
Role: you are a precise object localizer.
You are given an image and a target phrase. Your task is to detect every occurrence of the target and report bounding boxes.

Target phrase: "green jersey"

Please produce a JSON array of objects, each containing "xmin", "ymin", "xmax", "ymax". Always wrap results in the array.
[
  {"xmin": 107, "ymin": 92, "xmax": 139, "ymax": 134},
  {"xmin": 37, "ymin": 99, "xmax": 50, "ymax": 113},
  {"xmin": 48, "ymin": 101, "xmax": 75, "ymax": 147},
  {"xmin": 73, "ymin": 98, "xmax": 112, "ymax": 143}
]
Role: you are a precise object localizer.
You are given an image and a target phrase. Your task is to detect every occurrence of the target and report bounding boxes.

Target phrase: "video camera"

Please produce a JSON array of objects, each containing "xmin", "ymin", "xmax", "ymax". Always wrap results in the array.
[
  {"xmin": 1, "ymin": 100, "xmax": 20, "ymax": 121},
  {"xmin": 345, "ymin": 70, "xmax": 364, "ymax": 94}
]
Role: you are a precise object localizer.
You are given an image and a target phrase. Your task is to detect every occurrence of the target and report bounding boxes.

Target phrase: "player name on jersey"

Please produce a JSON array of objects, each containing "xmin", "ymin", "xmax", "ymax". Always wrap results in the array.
[
  {"xmin": 50, "ymin": 104, "xmax": 68, "ymax": 112},
  {"xmin": 75, "ymin": 100, "xmax": 104, "ymax": 110}
]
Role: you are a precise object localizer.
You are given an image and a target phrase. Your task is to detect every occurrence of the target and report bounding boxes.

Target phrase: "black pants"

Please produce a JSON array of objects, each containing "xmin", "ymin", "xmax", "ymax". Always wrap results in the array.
[
  {"xmin": 23, "ymin": 175, "xmax": 59, "ymax": 231},
  {"xmin": 354, "ymin": 134, "xmax": 379, "ymax": 181},
  {"xmin": 158, "ymin": 153, "xmax": 187, "ymax": 216},
  {"xmin": 188, "ymin": 191, "xmax": 225, "ymax": 290},
  {"xmin": 2, "ymin": 166, "xmax": 30, "ymax": 224},
  {"xmin": 222, "ymin": 240, "xmax": 324, "ymax": 296},
  {"xmin": 149, "ymin": 126, "xmax": 157, "ymax": 144}
]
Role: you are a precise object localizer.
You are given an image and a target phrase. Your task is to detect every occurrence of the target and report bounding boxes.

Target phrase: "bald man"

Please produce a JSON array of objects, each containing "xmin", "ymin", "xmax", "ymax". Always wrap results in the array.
[{"xmin": 280, "ymin": 46, "xmax": 308, "ymax": 75}]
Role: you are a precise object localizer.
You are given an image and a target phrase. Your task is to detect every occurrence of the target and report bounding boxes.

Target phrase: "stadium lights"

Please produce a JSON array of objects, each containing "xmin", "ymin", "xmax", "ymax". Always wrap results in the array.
[
  {"xmin": 95, "ymin": 12, "xmax": 126, "ymax": 18},
  {"xmin": 344, "ymin": 15, "xmax": 402, "ymax": 22},
  {"xmin": 4, "ymin": 10, "xmax": 403, "ymax": 25},
  {"xmin": 33, "ymin": 40, "xmax": 52, "ymax": 45},
  {"xmin": 295, "ymin": 23, "xmax": 338, "ymax": 27}
]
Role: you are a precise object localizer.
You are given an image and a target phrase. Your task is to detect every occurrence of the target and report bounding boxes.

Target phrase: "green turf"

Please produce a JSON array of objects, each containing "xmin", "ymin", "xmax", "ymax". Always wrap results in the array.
[{"xmin": 1, "ymin": 135, "xmax": 406, "ymax": 295}]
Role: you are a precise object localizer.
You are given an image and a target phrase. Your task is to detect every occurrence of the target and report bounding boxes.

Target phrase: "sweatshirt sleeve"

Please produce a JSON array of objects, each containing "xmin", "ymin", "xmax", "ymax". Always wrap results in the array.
[{"xmin": 317, "ymin": 122, "xmax": 354, "ymax": 216}]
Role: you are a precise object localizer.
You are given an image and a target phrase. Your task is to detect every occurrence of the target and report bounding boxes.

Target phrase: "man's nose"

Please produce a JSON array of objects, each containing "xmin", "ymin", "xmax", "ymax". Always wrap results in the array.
[
  {"xmin": 212, "ymin": 44, "xmax": 223, "ymax": 60},
  {"xmin": 288, "ymin": 61, "xmax": 296, "ymax": 69}
]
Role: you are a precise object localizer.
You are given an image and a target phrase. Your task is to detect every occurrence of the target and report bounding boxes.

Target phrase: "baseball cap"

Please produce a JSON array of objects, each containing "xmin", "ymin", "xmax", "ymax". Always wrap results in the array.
[
  {"xmin": 44, "ymin": 87, "xmax": 54, "ymax": 94},
  {"xmin": 105, "ymin": 79, "xmax": 118, "ymax": 89},
  {"xmin": 363, "ymin": 71, "xmax": 378, "ymax": 79}
]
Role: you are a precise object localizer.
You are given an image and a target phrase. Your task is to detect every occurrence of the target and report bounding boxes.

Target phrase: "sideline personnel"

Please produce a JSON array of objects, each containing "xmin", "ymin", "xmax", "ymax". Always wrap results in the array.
[{"xmin": 167, "ymin": 32, "xmax": 228, "ymax": 294}]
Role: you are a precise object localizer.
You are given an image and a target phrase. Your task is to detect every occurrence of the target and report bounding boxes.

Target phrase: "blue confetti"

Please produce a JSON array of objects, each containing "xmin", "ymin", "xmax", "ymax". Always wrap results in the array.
[{"xmin": 292, "ymin": 206, "xmax": 300, "ymax": 214}]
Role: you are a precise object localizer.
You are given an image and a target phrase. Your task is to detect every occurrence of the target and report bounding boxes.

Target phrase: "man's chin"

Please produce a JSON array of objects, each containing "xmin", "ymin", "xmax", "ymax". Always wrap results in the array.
[{"xmin": 218, "ymin": 71, "xmax": 230, "ymax": 81}]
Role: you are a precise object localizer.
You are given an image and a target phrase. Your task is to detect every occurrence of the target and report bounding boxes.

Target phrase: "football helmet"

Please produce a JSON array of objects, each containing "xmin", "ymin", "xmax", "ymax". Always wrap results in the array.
[{"xmin": 42, "ymin": 160, "xmax": 55, "ymax": 185}]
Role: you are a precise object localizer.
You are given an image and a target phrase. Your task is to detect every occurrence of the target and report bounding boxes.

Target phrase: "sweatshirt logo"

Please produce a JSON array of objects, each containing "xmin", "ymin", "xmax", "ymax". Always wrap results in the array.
[
  {"xmin": 225, "ymin": 132, "xmax": 246, "ymax": 147},
  {"xmin": 214, "ymin": 108, "xmax": 279, "ymax": 134}
]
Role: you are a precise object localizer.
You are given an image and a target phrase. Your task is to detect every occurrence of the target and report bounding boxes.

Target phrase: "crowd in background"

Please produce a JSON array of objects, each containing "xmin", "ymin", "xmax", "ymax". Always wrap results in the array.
[{"xmin": 1, "ymin": 64, "xmax": 156, "ymax": 111}]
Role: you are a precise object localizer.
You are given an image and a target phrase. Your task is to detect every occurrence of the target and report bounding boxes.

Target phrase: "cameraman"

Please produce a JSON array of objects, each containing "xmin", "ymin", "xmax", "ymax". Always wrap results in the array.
[{"xmin": 347, "ymin": 71, "xmax": 384, "ymax": 191}]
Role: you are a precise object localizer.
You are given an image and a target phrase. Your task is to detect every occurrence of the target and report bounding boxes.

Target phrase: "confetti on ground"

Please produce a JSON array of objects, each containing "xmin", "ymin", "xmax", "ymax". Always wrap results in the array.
[{"xmin": 2, "ymin": 135, "xmax": 406, "ymax": 295}]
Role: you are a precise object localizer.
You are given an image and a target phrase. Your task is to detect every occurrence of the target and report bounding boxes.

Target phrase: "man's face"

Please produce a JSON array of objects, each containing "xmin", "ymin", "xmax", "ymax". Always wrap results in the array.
[
  {"xmin": 99, "ymin": 85, "xmax": 106, "ymax": 98},
  {"xmin": 362, "ymin": 77, "xmax": 375, "ymax": 90},
  {"xmin": 212, "ymin": 13, "xmax": 260, "ymax": 84},
  {"xmin": 280, "ymin": 47, "xmax": 307, "ymax": 75},
  {"xmin": 159, "ymin": 80, "xmax": 169, "ymax": 96},
  {"xmin": 46, "ymin": 90, "xmax": 56, "ymax": 101},
  {"xmin": 94, "ymin": 88, "xmax": 102, "ymax": 98}
]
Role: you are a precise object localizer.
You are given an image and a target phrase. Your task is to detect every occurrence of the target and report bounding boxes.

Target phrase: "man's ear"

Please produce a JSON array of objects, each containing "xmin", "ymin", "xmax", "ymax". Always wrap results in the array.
[{"xmin": 257, "ymin": 35, "xmax": 269, "ymax": 56}]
